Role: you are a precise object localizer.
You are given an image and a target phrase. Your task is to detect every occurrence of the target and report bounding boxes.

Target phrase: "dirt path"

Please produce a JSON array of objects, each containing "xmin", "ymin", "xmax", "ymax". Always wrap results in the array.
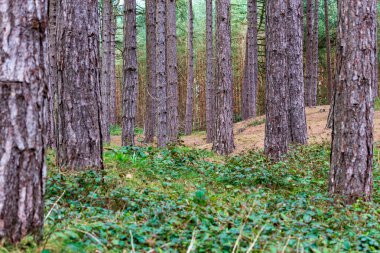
[{"xmin": 111, "ymin": 106, "xmax": 380, "ymax": 154}]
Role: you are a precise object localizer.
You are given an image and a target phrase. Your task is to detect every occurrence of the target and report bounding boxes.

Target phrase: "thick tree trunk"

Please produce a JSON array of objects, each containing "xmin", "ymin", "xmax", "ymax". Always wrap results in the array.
[
  {"xmin": 305, "ymin": 0, "xmax": 313, "ymax": 107},
  {"xmin": 122, "ymin": 0, "xmax": 138, "ymax": 146},
  {"xmin": 241, "ymin": 0, "xmax": 258, "ymax": 120},
  {"xmin": 110, "ymin": 11, "xmax": 117, "ymax": 125},
  {"xmin": 205, "ymin": 0, "xmax": 215, "ymax": 143},
  {"xmin": 185, "ymin": 0, "xmax": 195, "ymax": 135},
  {"xmin": 212, "ymin": 0, "xmax": 235, "ymax": 155},
  {"xmin": 101, "ymin": 0, "xmax": 112, "ymax": 144},
  {"xmin": 0, "ymin": 0, "xmax": 47, "ymax": 243},
  {"xmin": 324, "ymin": 0, "xmax": 333, "ymax": 103},
  {"xmin": 144, "ymin": 0, "xmax": 157, "ymax": 143},
  {"xmin": 156, "ymin": 0, "xmax": 169, "ymax": 147},
  {"xmin": 287, "ymin": 0, "xmax": 308, "ymax": 145},
  {"xmin": 329, "ymin": 0, "xmax": 377, "ymax": 204},
  {"xmin": 166, "ymin": 0, "xmax": 179, "ymax": 143},
  {"xmin": 310, "ymin": 0, "xmax": 319, "ymax": 106},
  {"xmin": 56, "ymin": 0, "xmax": 103, "ymax": 170},
  {"xmin": 264, "ymin": 1, "xmax": 289, "ymax": 161}
]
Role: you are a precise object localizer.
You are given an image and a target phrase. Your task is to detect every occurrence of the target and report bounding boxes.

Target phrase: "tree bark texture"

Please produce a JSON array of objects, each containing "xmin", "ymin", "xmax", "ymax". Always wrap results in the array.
[
  {"xmin": 212, "ymin": 0, "xmax": 235, "ymax": 155},
  {"xmin": 310, "ymin": 0, "xmax": 319, "ymax": 106},
  {"xmin": 110, "ymin": 10, "xmax": 117, "ymax": 125},
  {"xmin": 122, "ymin": 0, "xmax": 138, "ymax": 146},
  {"xmin": 185, "ymin": 0, "xmax": 195, "ymax": 135},
  {"xmin": 144, "ymin": 0, "xmax": 157, "ymax": 143},
  {"xmin": 156, "ymin": 0, "xmax": 169, "ymax": 147},
  {"xmin": 324, "ymin": 0, "xmax": 333, "ymax": 103},
  {"xmin": 305, "ymin": 0, "xmax": 314, "ymax": 107},
  {"xmin": 56, "ymin": 0, "xmax": 103, "ymax": 170},
  {"xmin": 166, "ymin": 0, "xmax": 179, "ymax": 143},
  {"xmin": 329, "ymin": 0, "xmax": 377, "ymax": 204},
  {"xmin": 0, "ymin": 0, "xmax": 47, "ymax": 243},
  {"xmin": 205, "ymin": 0, "xmax": 215, "ymax": 143},
  {"xmin": 241, "ymin": 0, "xmax": 258, "ymax": 120}
]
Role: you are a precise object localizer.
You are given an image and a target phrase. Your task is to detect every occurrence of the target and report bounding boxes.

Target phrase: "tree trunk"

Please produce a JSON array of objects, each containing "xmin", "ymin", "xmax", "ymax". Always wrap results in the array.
[
  {"xmin": 110, "ymin": 10, "xmax": 117, "ymax": 125},
  {"xmin": 287, "ymin": 0, "xmax": 308, "ymax": 145},
  {"xmin": 0, "ymin": 0, "xmax": 47, "ymax": 243},
  {"xmin": 101, "ymin": 0, "xmax": 112, "ymax": 144},
  {"xmin": 144, "ymin": 0, "xmax": 157, "ymax": 143},
  {"xmin": 310, "ymin": 0, "xmax": 319, "ymax": 106},
  {"xmin": 324, "ymin": 0, "xmax": 333, "ymax": 103},
  {"xmin": 264, "ymin": 0, "xmax": 289, "ymax": 161},
  {"xmin": 166, "ymin": 0, "xmax": 179, "ymax": 143},
  {"xmin": 205, "ymin": 0, "xmax": 215, "ymax": 143},
  {"xmin": 212, "ymin": 0, "xmax": 235, "ymax": 155},
  {"xmin": 241, "ymin": 0, "xmax": 258, "ymax": 120},
  {"xmin": 185, "ymin": 0, "xmax": 195, "ymax": 135},
  {"xmin": 122, "ymin": 0, "xmax": 138, "ymax": 146},
  {"xmin": 305, "ymin": 0, "xmax": 313, "ymax": 107},
  {"xmin": 329, "ymin": 0, "xmax": 377, "ymax": 204},
  {"xmin": 56, "ymin": 0, "xmax": 103, "ymax": 170},
  {"xmin": 156, "ymin": 0, "xmax": 169, "ymax": 147}
]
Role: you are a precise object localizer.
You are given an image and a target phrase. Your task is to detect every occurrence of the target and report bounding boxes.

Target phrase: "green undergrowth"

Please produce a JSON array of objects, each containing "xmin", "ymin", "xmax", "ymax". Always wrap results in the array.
[{"xmin": 4, "ymin": 144, "xmax": 380, "ymax": 253}]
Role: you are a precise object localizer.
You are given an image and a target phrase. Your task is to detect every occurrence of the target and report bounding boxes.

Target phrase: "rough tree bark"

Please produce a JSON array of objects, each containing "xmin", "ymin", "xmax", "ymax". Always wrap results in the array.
[
  {"xmin": 212, "ymin": 0, "xmax": 235, "ymax": 155},
  {"xmin": 324, "ymin": 0, "xmax": 333, "ymax": 103},
  {"xmin": 241, "ymin": 0, "xmax": 258, "ymax": 120},
  {"xmin": 305, "ymin": 0, "xmax": 313, "ymax": 107},
  {"xmin": 144, "ymin": 0, "xmax": 157, "ymax": 143},
  {"xmin": 0, "ymin": 0, "xmax": 47, "ymax": 243},
  {"xmin": 329, "ymin": 0, "xmax": 377, "ymax": 204},
  {"xmin": 122, "ymin": 0, "xmax": 138, "ymax": 146},
  {"xmin": 287, "ymin": 0, "xmax": 308, "ymax": 144},
  {"xmin": 166, "ymin": 0, "xmax": 179, "ymax": 143},
  {"xmin": 110, "ymin": 9, "xmax": 117, "ymax": 125},
  {"xmin": 101, "ymin": 0, "xmax": 112, "ymax": 144},
  {"xmin": 156, "ymin": 0, "xmax": 169, "ymax": 147},
  {"xmin": 264, "ymin": 0, "xmax": 289, "ymax": 161},
  {"xmin": 310, "ymin": 0, "xmax": 319, "ymax": 106},
  {"xmin": 185, "ymin": 0, "xmax": 195, "ymax": 135},
  {"xmin": 56, "ymin": 0, "xmax": 103, "ymax": 170},
  {"xmin": 205, "ymin": 0, "xmax": 215, "ymax": 143}
]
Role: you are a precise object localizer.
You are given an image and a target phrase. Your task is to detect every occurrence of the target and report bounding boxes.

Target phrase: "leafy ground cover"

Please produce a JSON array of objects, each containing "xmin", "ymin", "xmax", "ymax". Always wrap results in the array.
[{"xmin": 3, "ymin": 144, "xmax": 380, "ymax": 252}]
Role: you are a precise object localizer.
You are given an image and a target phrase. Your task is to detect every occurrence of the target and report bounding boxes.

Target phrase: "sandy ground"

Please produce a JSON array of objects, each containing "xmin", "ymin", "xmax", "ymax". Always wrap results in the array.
[{"xmin": 111, "ymin": 106, "xmax": 380, "ymax": 154}]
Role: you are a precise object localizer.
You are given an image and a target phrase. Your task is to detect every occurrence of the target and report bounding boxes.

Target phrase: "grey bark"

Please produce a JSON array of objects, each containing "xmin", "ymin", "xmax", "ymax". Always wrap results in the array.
[
  {"xmin": 144, "ymin": 0, "xmax": 157, "ymax": 143},
  {"xmin": 305, "ymin": 0, "xmax": 313, "ymax": 106},
  {"xmin": 185, "ymin": 0, "xmax": 195, "ymax": 135},
  {"xmin": 156, "ymin": 0, "xmax": 169, "ymax": 147},
  {"xmin": 166, "ymin": 0, "xmax": 179, "ymax": 143},
  {"xmin": 329, "ymin": 0, "xmax": 377, "ymax": 204},
  {"xmin": 324, "ymin": 0, "xmax": 333, "ymax": 103},
  {"xmin": 56, "ymin": 0, "xmax": 103, "ymax": 170},
  {"xmin": 212, "ymin": 0, "xmax": 235, "ymax": 155},
  {"xmin": 110, "ymin": 10, "xmax": 117, "ymax": 125},
  {"xmin": 205, "ymin": 0, "xmax": 215, "ymax": 143},
  {"xmin": 0, "ymin": 0, "xmax": 47, "ymax": 243},
  {"xmin": 264, "ymin": 0, "xmax": 289, "ymax": 161},
  {"xmin": 101, "ymin": 0, "xmax": 112, "ymax": 143},
  {"xmin": 122, "ymin": 0, "xmax": 138, "ymax": 146},
  {"xmin": 241, "ymin": 0, "xmax": 258, "ymax": 120},
  {"xmin": 287, "ymin": 0, "xmax": 308, "ymax": 145},
  {"xmin": 310, "ymin": 0, "xmax": 319, "ymax": 106}
]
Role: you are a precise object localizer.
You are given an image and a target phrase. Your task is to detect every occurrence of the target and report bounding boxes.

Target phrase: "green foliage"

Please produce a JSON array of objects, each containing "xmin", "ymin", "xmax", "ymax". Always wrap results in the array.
[
  {"xmin": 6, "ymin": 144, "xmax": 380, "ymax": 252},
  {"xmin": 375, "ymin": 97, "xmax": 380, "ymax": 111},
  {"xmin": 248, "ymin": 118, "xmax": 266, "ymax": 127},
  {"xmin": 109, "ymin": 125, "xmax": 143, "ymax": 136}
]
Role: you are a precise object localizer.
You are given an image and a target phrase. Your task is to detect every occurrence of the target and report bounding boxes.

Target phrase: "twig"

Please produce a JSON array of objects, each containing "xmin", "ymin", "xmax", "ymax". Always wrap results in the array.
[
  {"xmin": 130, "ymin": 230, "xmax": 136, "ymax": 253},
  {"xmin": 246, "ymin": 225, "xmax": 266, "ymax": 253},
  {"xmin": 186, "ymin": 229, "xmax": 197, "ymax": 253},
  {"xmin": 45, "ymin": 190, "xmax": 66, "ymax": 221},
  {"xmin": 281, "ymin": 236, "xmax": 291, "ymax": 253}
]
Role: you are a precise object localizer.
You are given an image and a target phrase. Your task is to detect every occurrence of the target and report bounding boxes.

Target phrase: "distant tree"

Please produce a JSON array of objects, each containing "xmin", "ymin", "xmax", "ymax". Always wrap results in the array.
[
  {"xmin": 241, "ymin": 0, "xmax": 258, "ymax": 120},
  {"xmin": 56, "ymin": 0, "xmax": 103, "ymax": 169},
  {"xmin": 213, "ymin": 0, "xmax": 235, "ymax": 155},
  {"xmin": 122, "ymin": 0, "xmax": 138, "ymax": 146},
  {"xmin": 0, "ymin": 0, "xmax": 47, "ymax": 243},
  {"xmin": 329, "ymin": 0, "xmax": 377, "ymax": 204},
  {"xmin": 311, "ymin": 0, "xmax": 319, "ymax": 105},
  {"xmin": 324, "ymin": 0, "xmax": 333, "ymax": 103},
  {"xmin": 205, "ymin": 0, "xmax": 215, "ymax": 143},
  {"xmin": 156, "ymin": 0, "xmax": 169, "ymax": 147},
  {"xmin": 185, "ymin": 0, "xmax": 195, "ymax": 135},
  {"xmin": 167, "ymin": 0, "xmax": 180, "ymax": 143},
  {"xmin": 144, "ymin": 0, "xmax": 157, "ymax": 143},
  {"xmin": 110, "ymin": 11, "xmax": 117, "ymax": 125}
]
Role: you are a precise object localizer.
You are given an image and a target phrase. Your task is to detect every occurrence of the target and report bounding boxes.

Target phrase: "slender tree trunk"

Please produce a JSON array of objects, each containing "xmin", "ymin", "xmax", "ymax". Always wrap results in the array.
[
  {"xmin": 310, "ymin": 0, "xmax": 319, "ymax": 106},
  {"xmin": 242, "ymin": 0, "xmax": 258, "ymax": 120},
  {"xmin": 56, "ymin": 0, "xmax": 103, "ymax": 170},
  {"xmin": 287, "ymin": 0, "xmax": 308, "ymax": 144},
  {"xmin": 329, "ymin": 0, "xmax": 377, "ymax": 204},
  {"xmin": 144, "ymin": 0, "xmax": 157, "ymax": 143},
  {"xmin": 166, "ymin": 0, "xmax": 179, "ymax": 143},
  {"xmin": 264, "ymin": 0, "xmax": 289, "ymax": 161},
  {"xmin": 122, "ymin": 0, "xmax": 138, "ymax": 146},
  {"xmin": 205, "ymin": 0, "xmax": 215, "ymax": 143},
  {"xmin": 305, "ymin": 0, "xmax": 313, "ymax": 106},
  {"xmin": 101, "ymin": 0, "xmax": 112, "ymax": 143},
  {"xmin": 212, "ymin": 0, "xmax": 235, "ymax": 155},
  {"xmin": 110, "ymin": 11, "xmax": 117, "ymax": 125},
  {"xmin": 0, "ymin": 0, "xmax": 47, "ymax": 243},
  {"xmin": 156, "ymin": 0, "xmax": 169, "ymax": 147},
  {"xmin": 242, "ymin": 34, "xmax": 249, "ymax": 119},
  {"xmin": 185, "ymin": 0, "xmax": 195, "ymax": 135},
  {"xmin": 324, "ymin": 0, "xmax": 333, "ymax": 103}
]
